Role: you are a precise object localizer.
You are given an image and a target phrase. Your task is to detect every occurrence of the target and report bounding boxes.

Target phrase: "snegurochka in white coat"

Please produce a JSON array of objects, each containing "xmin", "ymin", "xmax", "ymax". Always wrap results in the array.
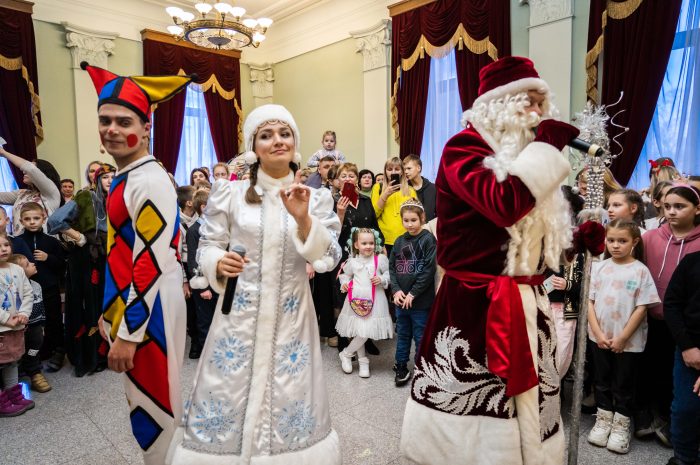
[{"xmin": 169, "ymin": 104, "xmax": 343, "ymax": 465}]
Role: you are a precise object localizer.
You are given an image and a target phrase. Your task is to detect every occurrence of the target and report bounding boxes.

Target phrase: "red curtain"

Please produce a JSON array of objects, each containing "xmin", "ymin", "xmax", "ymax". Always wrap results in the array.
[
  {"xmin": 586, "ymin": 0, "xmax": 682, "ymax": 185},
  {"xmin": 143, "ymin": 38, "xmax": 242, "ymax": 172},
  {"xmin": 0, "ymin": 4, "xmax": 42, "ymax": 183},
  {"xmin": 391, "ymin": 0, "xmax": 510, "ymax": 158}
]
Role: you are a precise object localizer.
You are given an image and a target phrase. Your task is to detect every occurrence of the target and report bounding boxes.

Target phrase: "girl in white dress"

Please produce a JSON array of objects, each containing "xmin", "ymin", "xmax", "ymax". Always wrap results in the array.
[{"xmin": 336, "ymin": 228, "xmax": 393, "ymax": 378}]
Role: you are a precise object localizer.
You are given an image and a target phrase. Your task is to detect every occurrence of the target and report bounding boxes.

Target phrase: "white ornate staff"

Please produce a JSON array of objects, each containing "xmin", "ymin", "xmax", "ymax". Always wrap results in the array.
[{"xmin": 566, "ymin": 96, "xmax": 627, "ymax": 465}]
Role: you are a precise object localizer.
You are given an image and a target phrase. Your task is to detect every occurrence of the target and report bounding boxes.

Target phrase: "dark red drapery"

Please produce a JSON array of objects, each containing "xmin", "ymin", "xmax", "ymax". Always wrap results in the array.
[
  {"xmin": 586, "ymin": 0, "xmax": 682, "ymax": 185},
  {"xmin": 143, "ymin": 35, "xmax": 242, "ymax": 173},
  {"xmin": 390, "ymin": 0, "xmax": 510, "ymax": 158},
  {"xmin": 0, "ymin": 4, "xmax": 42, "ymax": 183}
]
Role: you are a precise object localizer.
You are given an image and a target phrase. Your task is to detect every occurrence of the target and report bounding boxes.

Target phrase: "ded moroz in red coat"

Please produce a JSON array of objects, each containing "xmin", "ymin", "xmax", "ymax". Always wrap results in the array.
[{"xmin": 400, "ymin": 125, "xmax": 572, "ymax": 465}]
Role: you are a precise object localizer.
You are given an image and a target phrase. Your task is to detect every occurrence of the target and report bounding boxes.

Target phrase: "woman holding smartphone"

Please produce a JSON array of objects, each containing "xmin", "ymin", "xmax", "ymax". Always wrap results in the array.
[{"xmin": 371, "ymin": 157, "xmax": 417, "ymax": 256}]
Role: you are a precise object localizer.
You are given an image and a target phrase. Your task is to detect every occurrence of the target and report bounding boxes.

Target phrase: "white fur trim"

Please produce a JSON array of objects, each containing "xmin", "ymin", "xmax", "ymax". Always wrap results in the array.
[
  {"xmin": 198, "ymin": 246, "xmax": 227, "ymax": 295},
  {"xmin": 401, "ymin": 397, "xmax": 564, "ymax": 465},
  {"xmin": 243, "ymin": 151, "xmax": 257, "ymax": 165},
  {"xmin": 473, "ymin": 77, "xmax": 549, "ymax": 108},
  {"xmin": 170, "ymin": 428, "xmax": 340, "ymax": 465},
  {"xmin": 188, "ymin": 275, "xmax": 209, "ymax": 290},
  {"xmin": 243, "ymin": 104, "xmax": 301, "ymax": 153},
  {"xmin": 293, "ymin": 215, "xmax": 331, "ymax": 266},
  {"xmin": 508, "ymin": 142, "xmax": 570, "ymax": 200}
]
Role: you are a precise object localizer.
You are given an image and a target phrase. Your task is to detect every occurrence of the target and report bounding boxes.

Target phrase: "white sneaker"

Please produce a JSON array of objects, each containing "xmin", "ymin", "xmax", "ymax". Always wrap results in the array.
[
  {"xmin": 587, "ymin": 408, "xmax": 614, "ymax": 447},
  {"xmin": 358, "ymin": 357, "xmax": 370, "ymax": 378},
  {"xmin": 607, "ymin": 412, "xmax": 631, "ymax": 454},
  {"xmin": 339, "ymin": 351, "xmax": 353, "ymax": 374}
]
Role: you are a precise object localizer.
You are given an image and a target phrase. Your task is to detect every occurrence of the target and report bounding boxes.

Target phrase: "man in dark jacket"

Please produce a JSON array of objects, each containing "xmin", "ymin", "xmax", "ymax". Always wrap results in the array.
[
  {"xmin": 664, "ymin": 251, "xmax": 700, "ymax": 465},
  {"xmin": 403, "ymin": 155, "xmax": 436, "ymax": 221}
]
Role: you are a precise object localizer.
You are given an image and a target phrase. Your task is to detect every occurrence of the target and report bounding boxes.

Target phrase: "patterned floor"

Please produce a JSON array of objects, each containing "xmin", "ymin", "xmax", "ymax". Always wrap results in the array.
[{"xmin": 0, "ymin": 337, "xmax": 673, "ymax": 464}]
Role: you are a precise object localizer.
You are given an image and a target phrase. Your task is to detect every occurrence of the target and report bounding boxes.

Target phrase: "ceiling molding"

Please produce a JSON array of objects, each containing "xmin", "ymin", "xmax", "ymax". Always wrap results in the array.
[
  {"xmin": 388, "ymin": 0, "xmax": 436, "ymax": 17},
  {"xmin": 240, "ymin": 0, "xmax": 394, "ymax": 64},
  {"xmin": 32, "ymin": 0, "xmax": 394, "ymax": 65}
]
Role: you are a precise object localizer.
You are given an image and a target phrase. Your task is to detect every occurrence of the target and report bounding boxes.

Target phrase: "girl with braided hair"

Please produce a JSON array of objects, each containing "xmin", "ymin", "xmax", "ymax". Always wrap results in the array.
[
  {"xmin": 336, "ymin": 227, "xmax": 392, "ymax": 378},
  {"xmin": 171, "ymin": 104, "xmax": 342, "ymax": 465}
]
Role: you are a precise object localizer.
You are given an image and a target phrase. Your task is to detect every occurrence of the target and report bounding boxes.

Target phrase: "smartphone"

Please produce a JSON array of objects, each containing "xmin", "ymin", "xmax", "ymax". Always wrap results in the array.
[
  {"xmin": 341, "ymin": 181, "xmax": 358, "ymax": 205},
  {"xmin": 390, "ymin": 173, "xmax": 401, "ymax": 186}
]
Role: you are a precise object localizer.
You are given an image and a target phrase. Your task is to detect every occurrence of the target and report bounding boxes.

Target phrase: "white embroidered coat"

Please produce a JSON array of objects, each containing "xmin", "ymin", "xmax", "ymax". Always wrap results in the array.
[{"xmin": 170, "ymin": 170, "xmax": 342, "ymax": 465}]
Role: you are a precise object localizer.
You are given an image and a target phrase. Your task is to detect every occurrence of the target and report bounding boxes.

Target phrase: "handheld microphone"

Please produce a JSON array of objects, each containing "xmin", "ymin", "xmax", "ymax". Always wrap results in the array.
[
  {"xmin": 221, "ymin": 244, "xmax": 247, "ymax": 315},
  {"xmin": 569, "ymin": 138, "xmax": 604, "ymax": 157}
]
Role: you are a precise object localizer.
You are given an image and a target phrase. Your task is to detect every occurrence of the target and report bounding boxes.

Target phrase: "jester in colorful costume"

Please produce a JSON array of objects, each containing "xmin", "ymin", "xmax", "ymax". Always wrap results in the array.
[{"xmin": 82, "ymin": 61, "xmax": 194, "ymax": 465}]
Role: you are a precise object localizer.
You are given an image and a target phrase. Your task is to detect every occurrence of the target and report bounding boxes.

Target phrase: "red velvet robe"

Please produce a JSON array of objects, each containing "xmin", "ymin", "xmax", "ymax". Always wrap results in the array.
[{"xmin": 400, "ymin": 127, "xmax": 569, "ymax": 465}]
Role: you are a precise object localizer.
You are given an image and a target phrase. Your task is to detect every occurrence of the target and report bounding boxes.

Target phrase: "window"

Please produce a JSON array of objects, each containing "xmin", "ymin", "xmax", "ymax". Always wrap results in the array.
[
  {"xmin": 628, "ymin": 0, "xmax": 699, "ymax": 189},
  {"xmin": 173, "ymin": 86, "xmax": 218, "ymax": 187},
  {"xmin": 0, "ymin": 135, "xmax": 20, "ymax": 229},
  {"xmin": 419, "ymin": 50, "xmax": 464, "ymax": 182}
]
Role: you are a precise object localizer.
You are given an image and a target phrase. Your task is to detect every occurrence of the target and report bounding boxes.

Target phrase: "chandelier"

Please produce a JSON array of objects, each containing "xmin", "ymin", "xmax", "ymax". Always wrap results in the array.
[{"xmin": 165, "ymin": 2, "xmax": 273, "ymax": 50}]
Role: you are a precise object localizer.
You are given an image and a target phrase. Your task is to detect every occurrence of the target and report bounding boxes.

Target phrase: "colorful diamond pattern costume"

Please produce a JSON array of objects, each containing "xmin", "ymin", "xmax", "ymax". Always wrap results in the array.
[{"xmin": 102, "ymin": 157, "xmax": 186, "ymax": 465}]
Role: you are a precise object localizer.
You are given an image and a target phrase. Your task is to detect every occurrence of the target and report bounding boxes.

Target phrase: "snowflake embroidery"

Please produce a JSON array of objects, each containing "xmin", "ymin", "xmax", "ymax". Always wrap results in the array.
[
  {"xmin": 232, "ymin": 291, "xmax": 252, "ymax": 312},
  {"xmin": 275, "ymin": 400, "xmax": 316, "ymax": 449},
  {"xmin": 276, "ymin": 339, "xmax": 310, "ymax": 376},
  {"xmin": 210, "ymin": 336, "xmax": 249, "ymax": 375},
  {"xmin": 189, "ymin": 396, "xmax": 241, "ymax": 444},
  {"xmin": 283, "ymin": 295, "xmax": 300, "ymax": 314}
]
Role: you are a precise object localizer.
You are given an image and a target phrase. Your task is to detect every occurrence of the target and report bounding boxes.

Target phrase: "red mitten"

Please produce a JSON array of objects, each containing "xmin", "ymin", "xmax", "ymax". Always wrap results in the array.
[
  {"xmin": 574, "ymin": 220, "xmax": 606, "ymax": 256},
  {"xmin": 534, "ymin": 120, "xmax": 580, "ymax": 151}
]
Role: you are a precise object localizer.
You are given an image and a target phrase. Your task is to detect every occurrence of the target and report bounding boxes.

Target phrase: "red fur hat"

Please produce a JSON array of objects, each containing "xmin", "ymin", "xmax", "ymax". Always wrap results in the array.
[{"xmin": 473, "ymin": 56, "xmax": 549, "ymax": 107}]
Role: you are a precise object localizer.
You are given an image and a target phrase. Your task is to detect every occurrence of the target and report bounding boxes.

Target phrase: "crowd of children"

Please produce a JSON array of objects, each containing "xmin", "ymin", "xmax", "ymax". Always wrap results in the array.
[{"xmin": 1, "ymin": 129, "xmax": 700, "ymax": 465}]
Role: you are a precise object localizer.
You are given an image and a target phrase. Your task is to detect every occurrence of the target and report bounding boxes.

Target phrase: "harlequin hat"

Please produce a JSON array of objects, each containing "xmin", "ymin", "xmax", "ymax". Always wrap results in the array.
[
  {"xmin": 80, "ymin": 61, "xmax": 195, "ymax": 122},
  {"xmin": 94, "ymin": 163, "xmax": 116, "ymax": 181},
  {"xmin": 473, "ymin": 56, "xmax": 549, "ymax": 107},
  {"xmin": 243, "ymin": 104, "xmax": 301, "ymax": 164}
]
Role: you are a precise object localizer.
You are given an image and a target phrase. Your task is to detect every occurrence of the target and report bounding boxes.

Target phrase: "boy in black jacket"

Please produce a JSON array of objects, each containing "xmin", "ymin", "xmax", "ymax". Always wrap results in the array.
[
  {"xmin": 186, "ymin": 189, "xmax": 217, "ymax": 350},
  {"xmin": 17, "ymin": 202, "xmax": 65, "ymax": 371},
  {"xmin": 664, "ymin": 251, "xmax": 700, "ymax": 465},
  {"xmin": 390, "ymin": 199, "xmax": 436, "ymax": 387}
]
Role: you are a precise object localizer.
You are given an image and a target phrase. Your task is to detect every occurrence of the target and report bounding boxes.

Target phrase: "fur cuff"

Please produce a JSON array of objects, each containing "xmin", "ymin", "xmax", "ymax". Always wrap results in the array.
[
  {"xmin": 197, "ymin": 247, "xmax": 227, "ymax": 295},
  {"xmin": 508, "ymin": 142, "xmax": 570, "ymax": 200},
  {"xmin": 292, "ymin": 215, "xmax": 331, "ymax": 267}
]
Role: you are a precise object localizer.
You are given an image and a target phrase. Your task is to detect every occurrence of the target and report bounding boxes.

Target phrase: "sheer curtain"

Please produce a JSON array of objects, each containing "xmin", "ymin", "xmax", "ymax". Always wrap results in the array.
[
  {"xmin": 0, "ymin": 134, "xmax": 20, "ymax": 229},
  {"xmin": 419, "ymin": 50, "xmax": 463, "ymax": 181},
  {"xmin": 628, "ymin": 0, "xmax": 699, "ymax": 189},
  {"xmin": 174, "ymin": 86, "xmax": 217, "ymax": 187}
]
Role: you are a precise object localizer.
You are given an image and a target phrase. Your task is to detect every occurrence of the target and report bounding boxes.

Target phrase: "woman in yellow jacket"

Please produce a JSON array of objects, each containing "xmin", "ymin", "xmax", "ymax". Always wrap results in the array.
[{"xmin": 371, "ymin": 156, "xmax": 417, "ymax": 255}]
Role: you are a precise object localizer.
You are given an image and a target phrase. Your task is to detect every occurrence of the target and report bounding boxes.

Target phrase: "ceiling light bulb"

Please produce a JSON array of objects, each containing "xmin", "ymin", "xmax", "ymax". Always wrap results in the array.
[
  {"xmin": 229, "ymin": 6, "xmax": 246, "ymax": 18},
  {"xmin": 195, "ymin": 3, "xmax": 213, "ymax": 15},
  {"xmin": 180, "ymin": 11, "xmax": 195, "ymax": 22},
  {"xmin": 257, "ymin": 17, "xmax": 273, "ymax": 28},
  {"xmin": 167, "ymin": 25, "xmax": 184, "ymax": 35},
  {"xmin": 242, "ymin": 18, "xmax": 258, "ymax": 28},
  {"xmin": 225, "ymin": 29, "xmax": 236, "ymax": 35},
  {"xmin": 214, "ymin": 2, "xmax": 231, "ymax": 14},
  {"xmin": 165, "ymin": 6, "xmax": 184, "ymax": 18},
  {"xmin": 253, "ymin": 32, "xmax": 265, "ymax": 43}
]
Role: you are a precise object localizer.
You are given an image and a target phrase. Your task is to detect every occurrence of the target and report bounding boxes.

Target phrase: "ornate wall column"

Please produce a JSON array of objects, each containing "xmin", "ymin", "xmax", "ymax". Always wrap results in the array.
[
  {"xmin": 350, "ymin": 19, "xmax": 393, "ymax": 174},
  {"xmin": 248, "ymin": 63, "xmax": 274, "ymax": 107},
  {"xmin": 63, "ymin": 22, "xmax": 117, "ymax": 187},
  {"xmin": 522, "ymin": 0, "xmax": 574, "ymax": 121}
]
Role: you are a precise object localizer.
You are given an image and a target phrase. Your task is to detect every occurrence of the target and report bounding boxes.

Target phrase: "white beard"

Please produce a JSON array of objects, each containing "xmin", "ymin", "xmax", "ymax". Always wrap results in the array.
[{"xmin": 465, "ymin": 92, "xmax": 573, "ymax": 276}]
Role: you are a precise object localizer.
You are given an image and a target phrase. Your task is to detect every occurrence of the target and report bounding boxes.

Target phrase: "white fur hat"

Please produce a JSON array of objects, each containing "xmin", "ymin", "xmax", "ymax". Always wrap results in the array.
[{"xmin": 243, "ymin": 104, "xmax": 301, "ymax": 157}]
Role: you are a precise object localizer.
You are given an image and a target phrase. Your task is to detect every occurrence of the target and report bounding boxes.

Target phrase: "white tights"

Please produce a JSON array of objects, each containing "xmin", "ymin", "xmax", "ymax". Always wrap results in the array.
[{"xmin": 343, "ymin": 337, "xmax": 367, "ymax": 359}]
